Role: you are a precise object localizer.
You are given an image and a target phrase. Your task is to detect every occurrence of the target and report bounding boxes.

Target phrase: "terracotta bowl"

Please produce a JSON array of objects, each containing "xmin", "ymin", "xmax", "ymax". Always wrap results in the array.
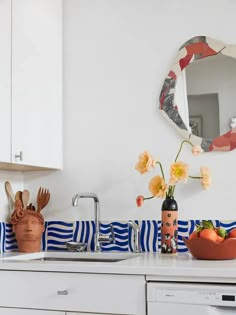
[{"xmin": 183, "ymin": 237, "xmax": 236, "ymax": 260}]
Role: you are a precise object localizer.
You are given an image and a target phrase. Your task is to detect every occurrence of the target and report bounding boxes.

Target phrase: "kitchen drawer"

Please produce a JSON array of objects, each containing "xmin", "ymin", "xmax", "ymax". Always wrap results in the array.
[
  {"xmin": 0, "ymin": 308, "xmax": 63, "ymax": 315},
  {"xmin": 0, "ymin": 271, "xmax": 145, "ymax": 314}
]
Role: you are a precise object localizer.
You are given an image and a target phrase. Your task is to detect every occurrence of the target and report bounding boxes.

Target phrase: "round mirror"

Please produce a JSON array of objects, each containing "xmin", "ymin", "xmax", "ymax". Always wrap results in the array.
[{"xmin": 159, "ymin": 36, "xmax": 236, "ymax": 152}]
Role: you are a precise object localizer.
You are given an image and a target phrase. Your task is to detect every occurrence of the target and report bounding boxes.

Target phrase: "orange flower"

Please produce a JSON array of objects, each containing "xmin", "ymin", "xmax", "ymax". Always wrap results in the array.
[
  {"xmin": 136, "ymin": 195, "xmax": 144, "ymax": 207},
  {"xmin": 149, "ymin": 176, "xmax": 167, "ymax": 198},
  {"xmin": 170, "ymin": 161, "xmax": 189, "ymax": 182},
  {"xmin": 191, "ymin": 145, "xmax": 203, "ymax": 156},
  {"xmin": 135, "ymin": 151, "xmax": 156, "ymax": 174},
  {"xmin": 169, "ymin": 176, "xmax": 178, "ymax": 186},
  {"xmin": 200, "ymin": 166, "xmax": 212, "ymax": 189},
  {"xmin": 134, "ymin": 140, "xmax": 211, "ymax": 203}
]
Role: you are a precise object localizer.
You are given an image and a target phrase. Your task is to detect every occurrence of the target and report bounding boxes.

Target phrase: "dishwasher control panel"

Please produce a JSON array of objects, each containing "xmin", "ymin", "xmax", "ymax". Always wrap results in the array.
[{"xmin": 147, "ymin": 282, "xmax": 236, "ymax": 307}]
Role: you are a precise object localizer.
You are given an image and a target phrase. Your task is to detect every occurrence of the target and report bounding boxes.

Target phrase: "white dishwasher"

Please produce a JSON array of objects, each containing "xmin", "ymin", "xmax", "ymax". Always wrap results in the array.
[{"xmin": 147, "ymin": 282, "xmax": 236, "ymax": 314}]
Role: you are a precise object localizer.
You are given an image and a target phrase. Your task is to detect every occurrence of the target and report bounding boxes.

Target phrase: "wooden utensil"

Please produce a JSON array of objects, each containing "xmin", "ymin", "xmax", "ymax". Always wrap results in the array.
[
  {"xmin": 15, "ymin": 191, "xmax": 23, "ymax": 204},
  {"xmin": 37, "ymin": 187, "xmax": 50, "ymax": 212},
  {"xmin": 22, "ymin": 189, "xmax": 30, "ymax": 210},
  {"xmin": 27, "ymin": 203, "xmax": 32, "ymax": 210},
  {"xmin": 41, "ymin": 191, "xmax": 50, "ymax": 211},
  {"xmin": 27, "ymin": 203, "xmax": 36, "ymax": 211},
  {"xmin": 5, "ymin": 181, "xmax": 15, "ymax": 213},
  {"xmin": 5, "ymin": 181, "xmax": 15, "ymax": 204}
]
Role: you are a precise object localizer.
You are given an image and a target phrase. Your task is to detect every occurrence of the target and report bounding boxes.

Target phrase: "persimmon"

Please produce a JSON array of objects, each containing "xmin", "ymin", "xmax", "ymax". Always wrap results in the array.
[
  {"xmin": 189, "ymin": 231, "xmax": 198, "ymax": 240},
  {"xmin": 228, "ymin": 228, "xmax": 236, "ymax": 238},
  {"xmin": 215, "ymin": 235, "xmax": 224, "ymax": 243},
  {"xmin": 199, "ymin": 228, "xmax": 218, "ymax": 242}
]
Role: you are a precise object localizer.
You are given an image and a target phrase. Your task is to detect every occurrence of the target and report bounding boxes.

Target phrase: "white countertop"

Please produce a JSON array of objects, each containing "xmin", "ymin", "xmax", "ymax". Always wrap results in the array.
[{"xmin": 1, "ymin": 251, "xmax": 236, "ymax": 283}]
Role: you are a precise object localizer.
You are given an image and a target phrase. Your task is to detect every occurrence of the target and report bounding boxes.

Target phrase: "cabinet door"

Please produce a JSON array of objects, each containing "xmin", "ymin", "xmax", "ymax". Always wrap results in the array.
[
  {"xmin": 11, "ymin": 0, "xmax": 62, "ymax": 169},
  {"xmin": 0, "ymin": 308, "xmax": 64, "ymax": 315},
  {"xmin": 0, "ymin": 0, "xmax": 11, "ymax": 163}
]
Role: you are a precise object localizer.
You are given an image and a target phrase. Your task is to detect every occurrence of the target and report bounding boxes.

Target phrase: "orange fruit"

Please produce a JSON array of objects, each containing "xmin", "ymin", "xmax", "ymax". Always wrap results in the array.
[
  {"xmin": 199, "ymin": 228, "xmax": 218, "ymax": 242},
  {"xmin": 189, "ymin": 231, "xmax": 198, "ymax": 240},
  {"xmin": 228, "ymin": 228, "xmax": 236, "ymax": 238},
  {"xmin": 215, "ymin": 235, "xmax": 224, "ymax": 243}
]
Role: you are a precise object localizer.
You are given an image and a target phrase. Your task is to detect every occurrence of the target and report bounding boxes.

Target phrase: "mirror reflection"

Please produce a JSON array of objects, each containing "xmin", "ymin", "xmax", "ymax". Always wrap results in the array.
[
  {"xmin": 185, "ymin": 54, "xmax": 236, "ymax": 138},
  {"xmin": 160, "ymin": 36, "xmax": 236, "ymax": 152}
]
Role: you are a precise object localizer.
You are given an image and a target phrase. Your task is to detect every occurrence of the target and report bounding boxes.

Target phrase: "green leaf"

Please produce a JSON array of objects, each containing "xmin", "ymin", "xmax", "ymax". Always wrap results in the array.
[
  {"xmin": 202, "ymin": 220, "xmax": 214, "ymax": 230},
  {"xmin": 216, "ymin": 227, "xmax": 227, "ymax": 238},
  {"xmin": 196, "ymin": 224, "xmax": 203, "ymax": 233}
]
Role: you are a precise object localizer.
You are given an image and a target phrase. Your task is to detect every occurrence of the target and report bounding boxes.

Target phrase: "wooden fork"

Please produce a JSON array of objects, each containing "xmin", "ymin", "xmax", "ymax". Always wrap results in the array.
[{"xmin": 37, "ymin": 187, "xmax": 50, "ymax": 212}]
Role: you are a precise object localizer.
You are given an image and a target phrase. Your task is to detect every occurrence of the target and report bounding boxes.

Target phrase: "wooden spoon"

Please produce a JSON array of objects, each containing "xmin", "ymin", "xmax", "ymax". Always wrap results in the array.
[
  {"xmin": 22, "ymin": 190, "xmax": 30, "ymax": 210},
  {"xmin": 5, "ymin": 181, "xmax": 15, "ymax": 204},
  {"xmin": 15, "ymin": 191, "xmax": 22, "ymax": 203},
  {"xmin": 5, "ymin": 181, "xmax": 15, "ymax": 213}
]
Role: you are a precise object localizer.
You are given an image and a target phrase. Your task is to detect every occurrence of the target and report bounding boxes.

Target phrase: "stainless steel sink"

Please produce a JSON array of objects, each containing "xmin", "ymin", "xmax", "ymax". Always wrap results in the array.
[{"xmin": 1, "ymin": 251, "xmax": 140, "ymax": 263}]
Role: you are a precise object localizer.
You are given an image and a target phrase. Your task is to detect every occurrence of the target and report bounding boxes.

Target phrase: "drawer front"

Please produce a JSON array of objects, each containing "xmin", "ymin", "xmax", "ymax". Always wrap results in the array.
[
  {"xmin": 0, "ymin": 309, "xmax": 63, "ymax": 315},
  {"xmin": 0, "ymin": 271, "xmax": 145, "ymax": 314}
]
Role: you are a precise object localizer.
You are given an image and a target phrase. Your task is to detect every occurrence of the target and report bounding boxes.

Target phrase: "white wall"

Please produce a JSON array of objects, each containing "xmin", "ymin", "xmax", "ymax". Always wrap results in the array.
[{"xmin": 23, "ymin": 0, "xmax": 236, "ymax": 222}]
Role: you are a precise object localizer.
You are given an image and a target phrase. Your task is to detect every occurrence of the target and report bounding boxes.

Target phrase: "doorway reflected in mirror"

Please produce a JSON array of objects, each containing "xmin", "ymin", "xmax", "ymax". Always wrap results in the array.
[{"xmin": 188, "ymin": 94, "xmax": 220, "ymax": 139}]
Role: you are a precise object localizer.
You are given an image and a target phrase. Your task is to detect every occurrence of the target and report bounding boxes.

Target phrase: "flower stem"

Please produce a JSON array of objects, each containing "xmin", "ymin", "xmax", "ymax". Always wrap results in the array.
[
  {"xmin": 144, "ymin": 196, "xmax": 155, "ymax": 201},
  {"xmin": 155, "ymin": 161, "xmax": 165, "ymax": 181},
  {"xmin": 166, "ymin": 185, "xmax": 175, "ymax": 198},
  {"xmin": 189, "ymin": 175, "xmax": 202, "ymax": 179},
  {"xmin": 171, "ymin": 185, "xmax": 176, "ymax": 196},
  {"xmin": 174, "ymin": 140, "xmax": 194, "ymax": 162}
]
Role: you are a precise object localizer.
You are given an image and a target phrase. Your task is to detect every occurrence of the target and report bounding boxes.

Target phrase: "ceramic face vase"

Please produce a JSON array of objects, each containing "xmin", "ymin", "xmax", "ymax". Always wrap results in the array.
[{"xmin": 12, "ymin": 211, "xmax": 45, "ymax": 253}]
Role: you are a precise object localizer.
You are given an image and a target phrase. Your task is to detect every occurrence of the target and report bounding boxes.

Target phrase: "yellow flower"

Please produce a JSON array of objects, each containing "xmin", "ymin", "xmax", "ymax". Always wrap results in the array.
[
  {"xmin": 135, "ymin": 151, "xmax": 156, "ymax": 174},
  {"xmin": 149, "ymin": 176, "xmax": 167, "ymax": 198},
  {"xmin": 200, "ymin": 166, "xmax": 212, "ymax": 189},
  {"xmin": 191, "ymin": 145, "xmax": 203, "ymax": 156},
  {"xmin": 170, "ymin": 161, "xmax": 189, "ymax": 182}
]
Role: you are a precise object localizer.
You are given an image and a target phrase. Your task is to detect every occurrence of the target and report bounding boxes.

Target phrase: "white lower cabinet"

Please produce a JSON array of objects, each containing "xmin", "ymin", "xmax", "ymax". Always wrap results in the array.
[
  {"xmin": 0, "ymin": 309, "xmax": 112, "ymax": 315},
  {"xmin": 0, "ymin": 271, "xmax": 145, "ymax": 315},
  {"xmin": 0, "ymin": 309, "xmax": 63, "ymax": 315},
  {"xmin": 0, "ymin": 310, "xmax": 109, "ymax": 315}
]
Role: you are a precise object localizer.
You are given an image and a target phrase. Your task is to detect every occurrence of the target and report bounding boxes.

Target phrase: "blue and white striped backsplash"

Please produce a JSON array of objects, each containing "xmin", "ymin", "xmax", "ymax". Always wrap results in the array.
[{"xmin": 0, "ymin": 220, "xmax": 235, "ymax": 253}]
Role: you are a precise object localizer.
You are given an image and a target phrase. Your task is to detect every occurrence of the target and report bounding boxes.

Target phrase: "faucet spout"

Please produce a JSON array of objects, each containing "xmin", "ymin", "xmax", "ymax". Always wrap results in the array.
[
  {"xmin": 72, "ymin": 193, "xmax": 114, "ymax": 252},
  {"xmin": 72, "ymin": 193, "xmax": 99, "ymax": 205},
  {"xmin": 72, "ymin": 193, "xmax": 100, "ymax": 235}
]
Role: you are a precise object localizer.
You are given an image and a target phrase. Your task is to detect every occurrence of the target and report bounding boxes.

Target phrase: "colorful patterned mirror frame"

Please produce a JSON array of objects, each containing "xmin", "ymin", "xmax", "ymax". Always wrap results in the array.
[{"xmin": 159, "ymin": 36, "xmax": 236, "ymax": 152}]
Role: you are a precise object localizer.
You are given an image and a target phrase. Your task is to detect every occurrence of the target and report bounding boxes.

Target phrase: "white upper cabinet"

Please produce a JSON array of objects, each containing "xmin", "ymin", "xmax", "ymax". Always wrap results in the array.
[
  {"xmin": 0, "ymin": 0, "xmax": 62, "ymax": 170},
  {"xmin": 0, "ymin": 0, "xmax": 11, "ymax": 163}
]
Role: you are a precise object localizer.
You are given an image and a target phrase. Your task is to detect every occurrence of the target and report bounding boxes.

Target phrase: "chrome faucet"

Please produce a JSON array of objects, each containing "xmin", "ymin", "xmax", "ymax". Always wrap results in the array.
[
  {"xmin": 72, "ymin": 193, "xmax": 114, "ymax": 252},
  {"xmin": 128, "ymin": 220, "xmax": 141, "ymax": 253}
]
